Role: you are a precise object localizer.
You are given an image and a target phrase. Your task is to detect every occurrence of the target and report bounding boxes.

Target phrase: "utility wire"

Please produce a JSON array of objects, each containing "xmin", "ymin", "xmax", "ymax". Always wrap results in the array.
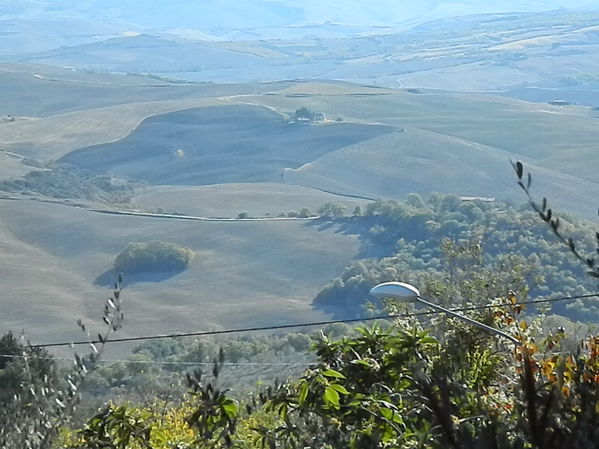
[
  {"xmin": 0, "ymin": 353, "xmax": 312, "ymax": 367},
  {"xmin": 31, "ymin": 292, "xmax": 599, "ymax": 349}
]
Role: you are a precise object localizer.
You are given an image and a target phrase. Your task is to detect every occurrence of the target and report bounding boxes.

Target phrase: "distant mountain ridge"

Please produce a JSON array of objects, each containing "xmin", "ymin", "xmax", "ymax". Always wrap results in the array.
[
  {"xmin": 4, "ymin": 9, "xmax": 599, "ymax": 92},
  {"xmin": 2, "ymin": 0, "xmax": 599, "ymax": 51},
  {"xmin": 3, "ymin": 1, "xmax": 599, "ymax": 29}
]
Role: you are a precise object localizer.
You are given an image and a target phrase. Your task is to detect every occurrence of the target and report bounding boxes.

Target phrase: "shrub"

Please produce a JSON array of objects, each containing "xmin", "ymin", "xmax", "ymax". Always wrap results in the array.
[
  {"xmin": 317, "ymin": 202, "xmax": 346, "ymax": 218},
  {"xmin": 114, "ymin": 241, "xmax": 194, "ymax": 273},
  {"xmin": 294, "ymin": 107, "xmax": 315, "ymax": 121}
]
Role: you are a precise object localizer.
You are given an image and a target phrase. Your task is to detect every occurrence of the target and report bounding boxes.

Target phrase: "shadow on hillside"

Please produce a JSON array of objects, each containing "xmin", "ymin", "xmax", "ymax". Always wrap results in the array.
[
  {"xmin": 303, "ymin": 217, "xmax": 394, "ymax": 260},
  {"xmin": 304, "ymin": 217, "xmax": 399, "ymax": 320},
  {"xmin": 95, "ymin": 268, "xmax": 184, "ymax": 287}
]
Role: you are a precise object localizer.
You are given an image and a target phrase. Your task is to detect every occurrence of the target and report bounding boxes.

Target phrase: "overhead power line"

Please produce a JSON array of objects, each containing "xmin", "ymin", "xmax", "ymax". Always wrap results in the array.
[
  {"xmin": 31, "ymin": 292, "xmax": 599, "ymax": 349},
  {"xmin": 0, "ymin": 353, "xmax": 312, "ymax": 367}
]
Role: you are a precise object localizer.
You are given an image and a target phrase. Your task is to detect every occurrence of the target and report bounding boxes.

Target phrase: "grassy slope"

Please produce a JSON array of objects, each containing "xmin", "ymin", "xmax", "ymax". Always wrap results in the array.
[
  {"xmin": 59, "ymin": 104, "xmax": 394, "ymax": 185},
  {"xmin": 248, "ymin": 84, "xmax": 599, "ymax": 183},
  {"xmin": 282, "ymin": 128, "xmax": 599, "ymax": 219},
  {"xmin": 0, "ymin": 98, "xmax": 227, "ymax": 161},
  {"xmin": 0, "ymin": 204, "xmax": 97, "ymax": 343},
  {"xmin": 0, "ymin": 63, "xmax": 294, "ymax": 161},
  {"xmin": 0, "ymin": 62, "xmax": 292, "ymax": 117},
  {"xmin": 132, "ymin": 183, "xmax": 368, "ymax": 217},
  {"xmin": 0, "ymin": 200, "xmax": 361, "ymax": 345},
  {"xmin": 4, "ymin": 75, "xmax": 597, "ymax": 183}
]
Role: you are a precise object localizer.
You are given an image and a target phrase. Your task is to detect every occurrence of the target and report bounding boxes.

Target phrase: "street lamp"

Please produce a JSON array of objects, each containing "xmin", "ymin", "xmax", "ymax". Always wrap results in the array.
[{"xmin": 370, "ymin": 281, "xmax": 520, "ymax": 346}]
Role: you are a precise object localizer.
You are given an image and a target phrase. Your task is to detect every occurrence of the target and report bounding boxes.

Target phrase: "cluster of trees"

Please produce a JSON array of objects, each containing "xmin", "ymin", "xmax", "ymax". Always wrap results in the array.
[
  {"xmin": 314, "ymin": 193, "xmax": 598, "ymax": 321},
  {"xmin": 80, "ymin": 330, "xmax": 320, "ymax": 401},
  {"xmin": 0, "ymin": 332, "xmax": 56, "ymax": 406},
  {"xmin": 293, "ymin": 107, "xmax": 316, "ymax": 122},
  {"xmin": 282, "ymin": 203, "xmax": 347, "ymax": 219},
  {"xmin": 0, "ymin": 164, "xmax": 135, "ymax": 204},
  {"xmin": 237, "ymin": 203, "xmax": 348, "ymax": 219},
  {"xmin": 114, "ymin": 241, "xmax": 194, "ymax": 274}
]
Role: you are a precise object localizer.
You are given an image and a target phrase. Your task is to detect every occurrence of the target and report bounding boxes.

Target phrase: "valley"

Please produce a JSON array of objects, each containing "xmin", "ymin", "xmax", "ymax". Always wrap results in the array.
[
  {"xmin": 1, "ymin": 64, "xmax": 599, "ymax": 346},
  {"xmin": 1, "ymin": 5, "xmax": 598, "ymax": 349},
  {"xmin": 3, "ymin": 4, "xmax": 599, "ymax": 447}
]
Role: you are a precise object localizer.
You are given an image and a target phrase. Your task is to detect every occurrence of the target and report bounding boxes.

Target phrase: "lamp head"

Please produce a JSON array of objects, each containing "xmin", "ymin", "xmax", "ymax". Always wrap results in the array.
[{"xmin": 370, "ymin": 282, "xmax": 420, "ymax": 302}]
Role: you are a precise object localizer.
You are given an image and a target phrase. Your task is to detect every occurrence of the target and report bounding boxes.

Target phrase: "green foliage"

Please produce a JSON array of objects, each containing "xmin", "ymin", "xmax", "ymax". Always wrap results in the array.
[
  {"xmin": 186, "ymin": 355, "xmax": 240, "ymax": 448},
  {"xmin": 0, "ymin": 332, "xmax": 56, "ymax": 406},
  {"xmin": 60, "ymin": 316, "xmax": 599, "ymax": 449},
  {"xmin": 78, "ymin": 405, "xmax": 154, "ymax": 449},
  {"xmin": 76, "ymin": 330, "xmax": 323, "ymax": 404},
  {"xmin": 32, "ymin": 282, "xmax": 599, "ymax": 449},
  {"xmin": 62, "ymin": 400, "xmax": 197, "ymax": 449},
  {"xmin": 317, "ymin": 202, "xmax": 346, "ymax": 218},
  {"xmin": 293, "ymin": 107, "xmax": 315, "ymax": 121},
  {"xmin": 250, "ymin": 295, "xmax": 599, "ymax": 448},
  {"xmin": 0, "ymin": 281, "xmax": 125, "ymax": 449},
  {"xmin": 255, "ymin": 322, "xmax": 509, "ymax": 449},
  {"xmin": 114, "ymin": 241, "xmax": 194, "ymax": 273},
  {"xmin": 314, "ymin": 194, "xmax": 598, "ymax": 321}
]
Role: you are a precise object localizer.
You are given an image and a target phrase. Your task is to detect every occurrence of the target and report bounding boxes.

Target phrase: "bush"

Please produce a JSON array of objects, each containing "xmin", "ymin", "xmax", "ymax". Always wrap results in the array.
[
  {"xmin": 114, "ymin": 241, "xmax": 194, "ymax": 273},
  {"xmin": 294, "ymin": 107, "xmax": 315, "ymax": 121},
  {"xmin": 317, "ymin": 202, "xmax": 346, "ymax": 218}
]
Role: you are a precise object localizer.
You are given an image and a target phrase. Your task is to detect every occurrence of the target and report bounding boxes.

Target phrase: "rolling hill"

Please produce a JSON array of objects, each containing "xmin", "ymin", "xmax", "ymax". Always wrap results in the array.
[
  {"xmin": 60, "ymin": 104, "xmax": 394, "ymax": 185},
  {"xmin": 247, "ymin": 83, "xmax": 599, "ymax": 186},
  {"xmin": 2, "ymin": 67, "xmax": 599, "ymax": 348},
  {"xmin": 131, "ymin": 183, "xmax": 368, "ymax": 218},
  {"xmin": 5, "ymin": 10, "xmax": 599, "ymax": 93},
  {"xmin": 0, "ymin": 198, "xmax": 362, "ymax": 346},
  {"xmin": 282, "ymin": 128, "xmax": 599, "ymax": 219},
  {"xmin": 0, "ymin": 62, "xmax": 292, "ymax": 118}
]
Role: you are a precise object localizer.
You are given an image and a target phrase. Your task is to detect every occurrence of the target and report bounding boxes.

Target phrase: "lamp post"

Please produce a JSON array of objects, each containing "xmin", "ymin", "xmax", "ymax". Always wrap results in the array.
[{"xmin": 370, "ymin": 281, "xmax": 520, "ymax": 347}]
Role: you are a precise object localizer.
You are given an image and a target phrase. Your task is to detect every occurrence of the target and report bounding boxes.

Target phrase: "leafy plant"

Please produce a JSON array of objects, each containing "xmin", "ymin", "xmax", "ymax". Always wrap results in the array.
[
  {"xmin": 0, "ymin": 279, "xmax": 125, "ymax": 449},
  {"xmin": 512, "ymin": 160, "xmax": 599, "ymax": 280}
]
